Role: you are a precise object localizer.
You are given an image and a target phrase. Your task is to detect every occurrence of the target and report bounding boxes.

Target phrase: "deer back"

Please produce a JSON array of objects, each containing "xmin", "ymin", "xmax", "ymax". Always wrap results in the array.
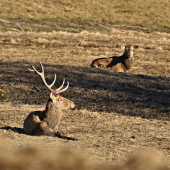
[{"xmin": 90, "ymin": 45, "xmax": 136, "ymax": 72}]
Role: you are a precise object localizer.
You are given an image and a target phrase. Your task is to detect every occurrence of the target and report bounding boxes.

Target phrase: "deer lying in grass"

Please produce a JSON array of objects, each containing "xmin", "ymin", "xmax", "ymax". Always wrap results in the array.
[
  {"xmin": 23, "ymin": 62, "xmax": 78, "ymax": 141},
  {"xmin": 91, "ymin": 45, "xmax": 138, "ymax": 72}
]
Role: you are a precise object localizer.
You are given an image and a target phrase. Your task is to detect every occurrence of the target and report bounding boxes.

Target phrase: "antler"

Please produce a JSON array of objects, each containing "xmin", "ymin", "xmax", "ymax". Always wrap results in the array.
[{"xmin": 29, "ymin": 62, "xmax": 69, "ymax": 95}]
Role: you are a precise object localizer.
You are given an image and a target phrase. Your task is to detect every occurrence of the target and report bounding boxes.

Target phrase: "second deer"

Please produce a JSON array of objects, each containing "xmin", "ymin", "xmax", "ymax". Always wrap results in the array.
[
  {"xmin": 90, "ymin": 45, "xmax": 138, "ymax": 72},
  {"xmin": 23, "ymin": 62, "xmax": 78, "ymax": 141}
]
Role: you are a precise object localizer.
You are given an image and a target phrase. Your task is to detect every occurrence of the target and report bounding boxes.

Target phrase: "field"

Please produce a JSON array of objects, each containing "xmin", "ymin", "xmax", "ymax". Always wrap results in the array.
[{"xmin": 0, "ymin": 0, "xmax": 170, "ymax": 169}]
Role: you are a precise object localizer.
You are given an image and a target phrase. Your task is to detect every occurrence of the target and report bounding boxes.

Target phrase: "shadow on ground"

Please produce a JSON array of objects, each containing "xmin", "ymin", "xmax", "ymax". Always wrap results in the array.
[
  {"xmin": 0, "ymin": 126, "xmax": 24, "ymax": 134},
  {"xmin": 0, "ymin": 60, "xmax": 170, "ymax": 121}
]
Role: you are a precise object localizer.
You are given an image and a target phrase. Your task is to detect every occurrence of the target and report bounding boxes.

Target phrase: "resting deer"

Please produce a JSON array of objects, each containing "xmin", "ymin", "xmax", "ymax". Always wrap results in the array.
[
  {"xmin": 90, "ymin": 45, "xmax": 138, "ymax": 72},
  {"xmin": 23, "ymin": 62, "xmax": 78, "ymax": 141}
]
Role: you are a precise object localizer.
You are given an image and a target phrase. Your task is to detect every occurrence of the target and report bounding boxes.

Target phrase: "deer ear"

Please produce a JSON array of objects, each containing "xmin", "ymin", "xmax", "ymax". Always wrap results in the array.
[
  {"xmin": 50, "ymin": 92, "xmax": 56, "ymax": 100},
  {"xmin": 50, "ymin": 92, "xmax": 59, "ymax": 100}
]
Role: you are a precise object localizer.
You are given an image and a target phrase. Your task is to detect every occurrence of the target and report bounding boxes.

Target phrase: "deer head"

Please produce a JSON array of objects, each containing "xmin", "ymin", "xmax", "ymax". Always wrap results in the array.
[
  {"xmin": 124, "ymin": 45, "xmax": 134, "ymax": 58},
  {"xmin": 124, "ymin": 45, "xmax": 138, "ymax": 58},
  {"xmin": 29, "ymin": 62, "xmax": 75, "ymax": 110}
]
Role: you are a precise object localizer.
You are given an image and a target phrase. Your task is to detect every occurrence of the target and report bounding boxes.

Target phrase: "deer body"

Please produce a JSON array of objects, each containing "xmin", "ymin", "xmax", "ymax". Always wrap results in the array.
[
  {"xmin": 23, "ymin": 62, "xmax": 78, "ymax": 141},
  {"xmin": 91, "ymin": 45, "xmax": 136, "ymax": 72}
]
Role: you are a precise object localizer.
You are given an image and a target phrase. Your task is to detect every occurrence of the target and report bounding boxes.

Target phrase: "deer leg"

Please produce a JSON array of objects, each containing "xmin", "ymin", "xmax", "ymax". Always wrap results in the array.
[
  {"xmin": 55, "ymin": 131, "xmax": 78, "ymax": 141},
  {"xmin": 105, "ymin": 67, "xmax": 112, "ymax": 70},
  {"xmin": 33, "ymin": 121, "xmax": 55, "ymax": 136}
]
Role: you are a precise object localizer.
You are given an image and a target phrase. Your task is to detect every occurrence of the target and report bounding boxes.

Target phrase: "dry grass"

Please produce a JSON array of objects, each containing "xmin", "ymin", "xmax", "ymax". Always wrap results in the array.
[
  {"xmin": 0, "ymin": 30, "xmax": 170, "ymax": 169},
  {"xmin": 0, "ymin": 138, "xmax": 167, "ymax": 170},
  {"xmin": 0, "ymin": 103, "xmax": 169, "ymax": 168},
  {"xmin": 0, "ymin": 30, "xmax": 170, "ymax": 76},
  {"xmin": 0, "ymin": 1, "xmax": 170, "ymax": 168},
  {"xmin": 0, "ymin": 0, "xmax": 170, "ymax": 33}
]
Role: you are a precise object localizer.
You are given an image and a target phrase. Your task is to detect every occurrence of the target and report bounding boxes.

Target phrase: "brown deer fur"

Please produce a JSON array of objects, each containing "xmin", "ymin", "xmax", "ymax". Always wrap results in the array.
[
  {"xmin": 23, "ymin": 63, "xmax": 78, "ymax": 141},
  {"xmin": 90, "ymin": 45, "xmax": 138, "ymax": 72}
]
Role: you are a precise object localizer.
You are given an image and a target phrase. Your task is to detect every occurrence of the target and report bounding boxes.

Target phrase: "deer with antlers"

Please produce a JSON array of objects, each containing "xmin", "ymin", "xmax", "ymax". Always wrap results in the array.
[
  {"xmin": 90, "ymin": 45, "xmax": 138, "ymax": 72},
  {"xmin": 23, "ymin": 62, "xmax": 78, "ymax": 141}
]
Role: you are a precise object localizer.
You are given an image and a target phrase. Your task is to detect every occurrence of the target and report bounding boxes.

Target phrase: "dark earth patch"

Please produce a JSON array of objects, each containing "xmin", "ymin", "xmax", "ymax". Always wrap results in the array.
[{"xmin": 0, "ymin": 61, "xmax": 170, "ymax": 121}]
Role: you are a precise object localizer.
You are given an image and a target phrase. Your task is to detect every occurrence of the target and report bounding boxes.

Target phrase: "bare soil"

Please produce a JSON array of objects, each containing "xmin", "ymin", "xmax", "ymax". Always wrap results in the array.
[{"xmin": 0, "ymin": 30, "xmax": 170, "ymax": 167}]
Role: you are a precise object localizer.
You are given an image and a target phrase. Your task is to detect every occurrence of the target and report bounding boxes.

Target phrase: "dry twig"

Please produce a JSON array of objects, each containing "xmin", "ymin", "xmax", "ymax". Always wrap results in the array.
[
  {"xmin": 0, "ymin": 25, "xmax": 23, "ymax": 33},
  {"xmin": 0, "ymin": 19, "xmax": 24, "ymax": 33}
]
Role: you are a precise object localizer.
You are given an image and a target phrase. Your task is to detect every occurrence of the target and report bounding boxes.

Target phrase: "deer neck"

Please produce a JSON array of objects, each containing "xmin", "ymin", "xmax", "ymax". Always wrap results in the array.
[
  {"xmin": 45, "ymin": 98, "xmax": 61, "ymax": 114},
  {"xmin": 44, "ymin": 98, "xmax": 62, "ymax": 129},
  {"xmin": 120, "ymin": 53, "xmax": 134, "ymax": 70}
]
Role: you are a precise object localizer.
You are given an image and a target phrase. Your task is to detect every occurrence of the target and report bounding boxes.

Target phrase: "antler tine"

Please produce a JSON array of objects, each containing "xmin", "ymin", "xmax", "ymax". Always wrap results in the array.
[
  {"xmin": 39, "ymin": 61, "xmax": 44, "ymax": 74},
  {"xmin": 48, "ymin": 74, "xmax": 56, "ymax": 88},
  {"xmin": 39, "ymin": 62, "xmax": 57, "ymax": 89},
  {"xmin": 28, "ymin": 68, "xmax": 34, "ymax": 72},
  {"xmin": 29, "ymin": 62, "xmax": 56, "ymax": 94},
  {"xmin": 31, "ymin": 65, "xmax": 41, "ymax": 75},
  {"xmin": 56, "ymin": 78, "xmax": 65, "ymax": 91},
  {"xmin": 28, "ymin": 61, "xmax": 43, "ymax": 75},
  {"xmin": 56, "ymin": 81, "xmax": 69, "ymax": 94}
]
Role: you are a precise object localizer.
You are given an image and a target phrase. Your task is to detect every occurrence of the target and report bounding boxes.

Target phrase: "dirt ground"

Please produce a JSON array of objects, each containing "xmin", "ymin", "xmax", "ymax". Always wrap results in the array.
[{"xmin": 0, "ymin": 30, "xmax": 170, "ymax": 167}]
